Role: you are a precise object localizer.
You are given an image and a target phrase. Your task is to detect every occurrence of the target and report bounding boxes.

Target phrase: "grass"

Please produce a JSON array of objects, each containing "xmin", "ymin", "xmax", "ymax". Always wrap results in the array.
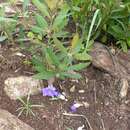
[{"xmin": 16, "ymin": 93, "xmax": 44, "ymax": 117}]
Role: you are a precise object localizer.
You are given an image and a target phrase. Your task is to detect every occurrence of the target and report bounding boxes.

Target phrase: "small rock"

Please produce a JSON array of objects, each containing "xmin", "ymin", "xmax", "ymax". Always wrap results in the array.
[
  {"xmin": 0, "ymin": 109, "xmax": 34, "ymax": 130},
  {"xmin": 70, "ymin": 85, "xmax": 76, "ymax": 92},
  {"xmin": 71, "ymin": 102, "xmax": 83, "ymax": 111},
  {"xmin": 71, "ymin": 79, "xmax": 79, "ymax": 83},
  {"xmin": 82, "ymin": 101, "xmax": 89, "ymax": 108},
  {"xmin": 110, "ymin": 48, "xmax": 116, "ymax": 55},
  {"xmin": 85, "ymin": 77, "xmax": 89, "ymax": 84},
  {"xmin": 77, "ymin": 125, "xmax": 85, "ymax": 130},
  {"xmin": 120, "ymin": 78, "xmax": 129, "ymax": 98},
  {"xmin": 90, "ymin": 42, "xmax": 115, "ymax": 74},
  {"xmin": 125, "ymin": 100, "xmax": 130, "ymax": 104},
  {"xmin": 117, "ymin": 50, "xmax": 130, "ymax": 75},
  {"xmin": 90, "ymin": 42, "xmax": 130, "ymax": 80},
  {"xmin": 4, "ymin": 76, "xmax": 42, "ymax": 100},
  {"xmin": 58, "ymin": 93, "xmax": 68, "ymax": 101},
  {"xmin": 14, "ymin": 52, "xmax": 25, "ymax": 57},
  {"xmin": 78, "ymin": 90, "xmax": 85, "ymax": 93}
]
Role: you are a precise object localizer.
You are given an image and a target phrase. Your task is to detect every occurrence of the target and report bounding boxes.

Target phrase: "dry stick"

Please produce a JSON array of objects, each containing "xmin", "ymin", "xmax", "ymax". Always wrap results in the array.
[
  {"xmin": 101, "ymin": 118, "xmax": 105, "ymax": 130},
  {"xmin": 63, "ymin": 112, "xmax": 93, "ymax": 130},
  {"xmin": 23, "ymin": 71, "xmax": 34, "ymax": 75},
  {"xmin": 97, "ymin": 113, "xmax": 106, "ymax": 130},
  {"xmin": 93, "ymin": 80, "xmax": 97, "ymax": 104}
]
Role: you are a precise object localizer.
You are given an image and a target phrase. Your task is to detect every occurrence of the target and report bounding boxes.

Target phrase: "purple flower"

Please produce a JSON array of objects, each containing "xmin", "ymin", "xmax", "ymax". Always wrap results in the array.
[
  {"xmin": 70, "ymin": 102, "xmax": 82, "ymax": 112},
  {"xmin": 70, "ymin": 104, "xmax": 77, "ymax": 112},
  {"xmin": 42, "ymin": 84, "xmax": 60, "ymax": 97}
]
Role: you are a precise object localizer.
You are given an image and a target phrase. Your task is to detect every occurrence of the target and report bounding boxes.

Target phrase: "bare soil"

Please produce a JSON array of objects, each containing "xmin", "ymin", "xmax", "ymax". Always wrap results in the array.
[{"xmin": 0, "ymin": 44, "xmax": 130, "ymax": 130}]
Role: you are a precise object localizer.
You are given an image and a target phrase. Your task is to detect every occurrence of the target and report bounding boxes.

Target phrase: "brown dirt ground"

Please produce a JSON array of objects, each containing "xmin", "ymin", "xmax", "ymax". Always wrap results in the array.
[{"xmin": 0, "ymin": 44, "xmax": 130, "ymax": 130}]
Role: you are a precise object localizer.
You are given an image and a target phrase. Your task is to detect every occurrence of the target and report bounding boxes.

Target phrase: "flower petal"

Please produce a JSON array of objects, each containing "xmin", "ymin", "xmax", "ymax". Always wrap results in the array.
[
  {"xmin": 42, "ymin": 85, "xmax": 60, "ymax": 97},
  {"xmin": 70, "ymin": 102, "xmax": 83, "ymax": 112},
  {"xmin": 70, "ymin": 104, "xmax": 77, "ymax": 112}
]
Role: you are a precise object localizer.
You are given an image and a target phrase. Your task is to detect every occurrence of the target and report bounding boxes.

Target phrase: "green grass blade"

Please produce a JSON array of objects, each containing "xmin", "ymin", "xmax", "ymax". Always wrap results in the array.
[{"xmin": 86, "ymin": 9, "xmax": 100, "ymax": 48}]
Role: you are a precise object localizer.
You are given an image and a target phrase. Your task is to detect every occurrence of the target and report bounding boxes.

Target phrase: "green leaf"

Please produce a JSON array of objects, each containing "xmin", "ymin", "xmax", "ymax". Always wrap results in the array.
[
  {"xmin": 52, "ymin": 5, "xmax": 69, "ymax": 31},
  {"xmin": 45, "ymin": 0, "xmax": 59, "ymax": 10},
  {"xmin": 58, "ymin": 63, "xmax": 68, "ymax": 71},
  {"xmin": 121, "ymin": 42, "xmax": 128, "ymax": 52},
  {"xmin": 108, "ymin": 24, "xmax": 125, "ymax": 39},
  {"xmin": 32, "ymin": 0, "xmax": 50, "ymax": 18},
  {"xmin": 35, "ymin": 14, "xmax": 48, "ymax": 29},
  {"xmin": 53, "ymin": 37, "xmax": 67, "ymax": 54},
  {"xmin": 74, "ymin": 52, "xmax": 92, "ymax": 61},
  {"xmin": 32, "ymin": 56, "xmax": 46, "ymax": 70},
  {"xmin": 110, "ymin": 18, "xmax": 126, "ymax": 31},
  {"xmin": 127, "ymin": 37, "xmax": 130, "ymax": 47},
  {"xmin": 32, "ymin": 55, "xmax": 56, "ymax": 80},
  {"xmin": 23, "ymin": 0, "xmax": 30, "ymax": 12},
  {"xmin": 71, "ymin": 33, "xmax": 79, "ymax": 48},
  {"xmin": 111, "ymin": 7, "xmax": 130, "ymax": 19},
  {"xmin": 34, "ymin": 65, "xmax": 46, "ymax": 73},
  {"xmin": 31, "ymin": 26, "xmax": 43, "ymax": 34},
  {"xmin": 66, "ymin": 63, "xmax": 90, "ymax": 71},
  {"xmin": 60, "ymin": 72, "xmax": 82, "ymax": 79},
  {"xmin": 27, "ymin": 32, "xmax": 35, "ymax": 39},
  {"xmin": 45, "ymin": 47, "xmax": 60, "ymax": 67},
  {"xmin": 43, "ymin": 46, "xmax": 60, "ymax": 68},
  {"xmin": 117, "ymin": 40, "xmax": 128, "ymax": 52},
  {"xmin": 86, "ymin": 9, "xmax": 100, "ymax": 48},
  {"xmin": 0, "ymin": 17, "xmax": 17, "ymax": 23},
  {"xmin": 33, "ymin": 71, "xmax": 55, "ymax": 80},
  {"xmin": 70, "ymin": 39, "xmax": 83, "ymax": 54},
  {"xmin": 72, "ymin": 6, "xmax": 80, "ymax": 12},
  {"xmin": 53, "ymin": 31, "xmax": 69, "ymax": 38}
]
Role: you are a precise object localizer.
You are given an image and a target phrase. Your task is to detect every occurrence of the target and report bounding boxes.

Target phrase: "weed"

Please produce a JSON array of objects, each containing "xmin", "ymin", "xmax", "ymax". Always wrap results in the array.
[
  {"xmin": 16, "ymin": 93, "xmax": 44, "ymax": 117},
  {"xmin": 28, "ymin": 0, "xmax": 91, "ymax": 80}
]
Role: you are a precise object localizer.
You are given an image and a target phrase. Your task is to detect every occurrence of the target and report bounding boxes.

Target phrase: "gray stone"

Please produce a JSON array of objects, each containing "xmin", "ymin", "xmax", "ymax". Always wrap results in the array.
[
  {"xmin": 90, "ymin": 42, "xmax": 116, "ymax": 76},
  {"xmin": 90, "ymin": 42, "xmax": 130, "ymax": 80},
  {"xmin": 4, "ymin": 76, "xmax": 42, "ymax": 100},
  {"xmin": 120, "ymin": 78, "xmax": 129, "ymax": 98},
  {"xmin": 0, "ymin": 109, "xmax": 34, "ymax": 130}
]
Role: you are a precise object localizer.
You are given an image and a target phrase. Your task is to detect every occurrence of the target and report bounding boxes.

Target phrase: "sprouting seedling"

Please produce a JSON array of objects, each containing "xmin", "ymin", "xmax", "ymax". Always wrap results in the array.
[{"xmin": 16, "ymin": 92, "xmax": 44, "ymax": 117}]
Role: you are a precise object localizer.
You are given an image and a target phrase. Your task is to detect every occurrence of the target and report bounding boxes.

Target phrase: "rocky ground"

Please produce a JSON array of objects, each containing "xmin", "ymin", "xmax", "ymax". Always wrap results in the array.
[
  {"xmin": 0, "ymin": 43, "xmax": 130, "ymax": 130},
  {"xmin": 0, "ymin": 1, "xmax": 130, "ymax": 130}
]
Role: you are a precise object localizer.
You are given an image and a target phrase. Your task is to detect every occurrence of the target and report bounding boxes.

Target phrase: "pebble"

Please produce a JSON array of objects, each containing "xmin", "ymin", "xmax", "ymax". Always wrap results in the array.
[
  {"xmin": 120, "ymin": 78, "xmax": 129, "ymax": 98},
  {"xmin": 78, "ymin": 90, "xmax": 85, "ymax": 93},
  {"xmin": 70, "ymin": 85, "xmax": 76, "ymax": 92}
]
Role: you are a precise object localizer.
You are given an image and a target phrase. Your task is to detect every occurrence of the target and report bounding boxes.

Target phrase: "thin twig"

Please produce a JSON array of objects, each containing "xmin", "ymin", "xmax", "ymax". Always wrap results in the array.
[
  {"xmin": 97, "ymin": 113, "xmax": 106, "ymax": 130},
  {"xmin": 23, "ymin": 71, "xmax": 34, "ymax": 75},
  {"xmin": 93, "ymin": 80, "xmax": 97, "ymax": 103},
  {"xmin": 63, "ymin": 112, "xmax": 93, "ymax": 130},
  {"xmin": 101, "ymin": 118, "xmax": 105, "ymax": 130}
]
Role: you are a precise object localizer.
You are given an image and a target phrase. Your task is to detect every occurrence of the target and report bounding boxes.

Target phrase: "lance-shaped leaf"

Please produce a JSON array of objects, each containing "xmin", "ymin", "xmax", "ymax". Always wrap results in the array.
[
  {"xmin": 35, "ymin": 14, "xmax": 48, "ymax": 29},
  {"xmin": 60, "ymin": 72, "xmax": 82, "ymax": 79},
  {"xmin": 32, "ymin": 0, "xmax": 50, "ymax": 18},
  {"xmin": 33, "ymin": 71, "xmax": 56, "ymax": 80},
  {"xmin": 71, "ymin": 33, "xmax": 79, "ymax": 48},
  {"xmin": 53, "ymin": 37, "xmax": 67, "ymax": 54},
  {"xmin": 52, "ymin": 4, "xmax": 69, "ymax": 31},
  {"xmin": 66, "ymin": 63, "xmax": 90, "ymax": 71}
]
